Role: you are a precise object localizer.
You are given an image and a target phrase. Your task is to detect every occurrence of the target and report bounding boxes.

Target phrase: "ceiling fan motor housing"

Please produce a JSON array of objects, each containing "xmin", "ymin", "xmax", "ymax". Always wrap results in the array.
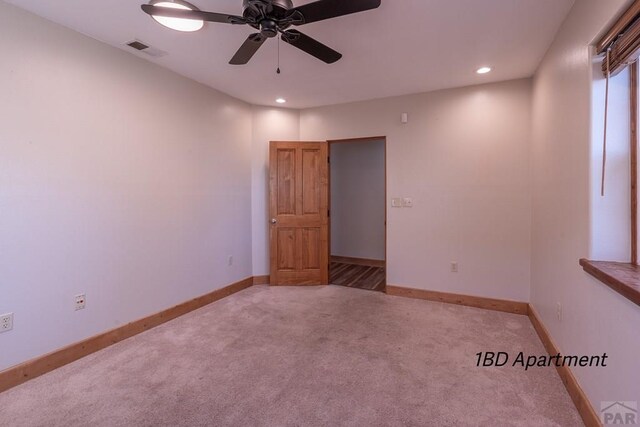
[
  {"xmin": 242, "ymin": 0, "xmax": 293, "ymax": 19},
  {"xmin": 242, "ymin": 0, "xmax": 295, "ymax": 37}
]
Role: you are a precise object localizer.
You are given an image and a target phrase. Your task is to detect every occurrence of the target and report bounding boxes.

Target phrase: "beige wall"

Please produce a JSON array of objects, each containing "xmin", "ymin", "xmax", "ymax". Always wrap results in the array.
[
  {"xmin": 0, "ymin": 1, "xmax": 253, "ymax": 370},
  {"xmin": 251, "ymin": 106, "xmax": 300, "ymax": 276},
  {"xmin": 301, "ymin": 79, "xmax": 533, "ymax": 302},
  {"xmin": 531, "ymin": 0, "xmax": 640, "ymax": 409}
]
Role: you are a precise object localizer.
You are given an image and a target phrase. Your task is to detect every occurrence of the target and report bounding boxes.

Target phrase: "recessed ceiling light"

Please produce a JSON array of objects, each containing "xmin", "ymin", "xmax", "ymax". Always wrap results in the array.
[
  {"xmin": 276, "ymin": 98, "xmax": 287, "ymax": 104},
  {"xmin": 476, "ymin": 66, "xmax": 492, "ymax": 74},
  {"xmin": 149, "ymin": 1, "xmax": 204, "ymax": 32}
]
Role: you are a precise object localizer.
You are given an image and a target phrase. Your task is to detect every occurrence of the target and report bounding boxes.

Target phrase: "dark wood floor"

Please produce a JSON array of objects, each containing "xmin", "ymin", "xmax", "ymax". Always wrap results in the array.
[{"xmin": 330, "ymin": 262, "xmax": 386, "ymax": 292}]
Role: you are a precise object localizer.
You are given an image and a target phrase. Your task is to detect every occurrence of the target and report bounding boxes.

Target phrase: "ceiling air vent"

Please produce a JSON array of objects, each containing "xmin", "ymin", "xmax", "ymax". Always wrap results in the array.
[
  {"xmin": 124, "ymin": 40, "xmax": 168, "ymax": 58},
  {"xmin": 127, "ymin": 40, "xmax": 149, "ymax": 51}
]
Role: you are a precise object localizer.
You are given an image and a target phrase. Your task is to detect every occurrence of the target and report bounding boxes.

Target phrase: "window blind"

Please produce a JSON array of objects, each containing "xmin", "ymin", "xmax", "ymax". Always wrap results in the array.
[{"xmin": 597, "ymin": 0, "xmax": 640, "ymax": 75}]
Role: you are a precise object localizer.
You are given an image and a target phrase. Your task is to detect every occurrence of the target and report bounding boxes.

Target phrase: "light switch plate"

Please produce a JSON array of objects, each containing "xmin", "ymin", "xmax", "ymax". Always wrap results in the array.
[
  {"xmin": 403, "ymin": 198, "xmax": 413, "ymax": 208},
  {"xmin": 391, "ymin": 198, "xmax": 403, "ymax": 208}
]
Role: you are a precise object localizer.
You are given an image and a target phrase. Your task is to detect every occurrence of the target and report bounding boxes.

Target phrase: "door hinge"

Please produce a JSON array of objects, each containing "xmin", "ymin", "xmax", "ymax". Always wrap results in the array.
[
  {"xmin": 328, "ymin": 209, "xmax": 330, "ymax": 218},
  {"xmin": 328, "ymin": 156, "xmax": 330, "ymax": 164}
]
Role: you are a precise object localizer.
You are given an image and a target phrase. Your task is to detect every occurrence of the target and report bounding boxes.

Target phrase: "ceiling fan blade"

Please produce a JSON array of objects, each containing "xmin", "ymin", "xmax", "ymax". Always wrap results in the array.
[
  {"xmin": 229, "ymin": 33, "xmax": 267, "ymax": 65},
  {"xmin": 288, "ymin": 0, "xmax": 381, "ymax": 25},
  {"xmin": 281, "ymin": 30, "xmax": 342, "ymax": 64},
  {"xmin": 141, "ymin": 4, "xmax": 246, "ymax": 25}
]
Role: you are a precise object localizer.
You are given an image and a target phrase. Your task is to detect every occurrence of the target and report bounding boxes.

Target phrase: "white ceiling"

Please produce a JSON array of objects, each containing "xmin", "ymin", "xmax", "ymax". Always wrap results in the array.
[{"xmin": 6, "ymin": 0, "xmax": 574, "ymax": 109}]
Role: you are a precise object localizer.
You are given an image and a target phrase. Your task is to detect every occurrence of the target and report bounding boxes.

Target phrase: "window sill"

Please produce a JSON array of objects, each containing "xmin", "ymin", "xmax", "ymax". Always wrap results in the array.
[{"xmin": 579, "ymin": 259, "xmax": 640, "ymax": 306}]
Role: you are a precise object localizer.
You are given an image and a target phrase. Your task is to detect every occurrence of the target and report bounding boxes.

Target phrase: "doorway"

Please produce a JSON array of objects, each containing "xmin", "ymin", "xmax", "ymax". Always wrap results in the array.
[{"xmin": 329, "ymin": 137, "xmax": 387, "ymax": 292}]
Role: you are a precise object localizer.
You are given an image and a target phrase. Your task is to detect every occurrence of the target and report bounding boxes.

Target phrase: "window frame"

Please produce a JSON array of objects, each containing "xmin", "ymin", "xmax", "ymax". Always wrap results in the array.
[{"xmin": 580, "ymin": 61, "xmax": 640, "ymax": 307}]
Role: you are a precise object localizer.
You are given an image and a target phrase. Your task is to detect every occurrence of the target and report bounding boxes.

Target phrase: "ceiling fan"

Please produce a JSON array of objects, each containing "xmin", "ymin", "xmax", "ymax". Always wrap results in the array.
[{"xmin": 141, "ymin": 0, "xmax": 382, "ymax": 65}]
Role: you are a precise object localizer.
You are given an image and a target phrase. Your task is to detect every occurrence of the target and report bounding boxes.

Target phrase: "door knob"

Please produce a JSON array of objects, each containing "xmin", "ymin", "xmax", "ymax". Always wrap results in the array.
[{"xmin": 271, "ymin": 218, "xmax": 277, "ymax": 224}]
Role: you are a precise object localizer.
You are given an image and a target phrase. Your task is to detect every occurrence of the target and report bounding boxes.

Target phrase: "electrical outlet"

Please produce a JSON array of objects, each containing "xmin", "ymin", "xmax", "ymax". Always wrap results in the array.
[
  {"xmin": 75, "ymin": 294, "xmax": 86, "ymax": 311},
  {"xmin": 556, "ymin": 302, "xmax": 562, "ymax": 321},
  {"xmin": 403, "ymin": 198, "xmax": 414, "ymax": 208},
  {"xmin": 228, "ymin": 255, "xmax": 233, "ymax": 266},
  {"xmin": 0, "ymin": 313, "xmax": 13, "ymax": 333},
  {"xmin": 451, "ymin": 262, "xmax": 458, "ymax": 273}
]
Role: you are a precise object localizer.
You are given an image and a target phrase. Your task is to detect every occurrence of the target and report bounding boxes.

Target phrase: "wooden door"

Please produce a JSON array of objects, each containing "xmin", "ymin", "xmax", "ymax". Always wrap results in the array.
[{"xmin": 269, "ymin": 141, "xmax": 329, "ymax": 285}]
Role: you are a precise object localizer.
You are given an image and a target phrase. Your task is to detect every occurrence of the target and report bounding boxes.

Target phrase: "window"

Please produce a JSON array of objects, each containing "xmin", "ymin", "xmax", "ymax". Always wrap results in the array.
[{"xmin": 580, "ymin": 1, "xmax": 640, "ymax": 306}]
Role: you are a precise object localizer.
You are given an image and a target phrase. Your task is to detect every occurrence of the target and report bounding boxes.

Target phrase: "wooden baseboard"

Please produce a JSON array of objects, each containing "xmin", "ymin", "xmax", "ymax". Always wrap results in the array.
[
  {"xmin": 0, "ymin": 276, "xmax": 253, "ymax": 394},
  {"xmin": 330, "ymin": 255, "xmax": 385, "ymax": 268},
  {"xmin": 252, "ymin": 275, "xmax": 270, "ymax": 285},
  {"xmin": 527, "ymin": 305, "xmax": 601, "ymax": 427},
  {"xmin": 386, "ymin": 285, "xmax": 528, "ymax": 315}
]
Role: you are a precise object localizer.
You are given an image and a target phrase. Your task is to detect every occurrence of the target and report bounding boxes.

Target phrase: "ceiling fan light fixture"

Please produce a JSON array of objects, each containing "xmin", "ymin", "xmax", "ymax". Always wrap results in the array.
[
  {"xmin": 149, "ymin": 0, "xmax": 204, "ymax": 32},
  {"xmin": 140, "ymin": 0, "xmax": 382, "ymax": 65},
  {"xmin": 476, "ymin": 66, "xmax": 492, "ymax": 74},
  {"xmin": 276, "ymin": 98, "xmax": 287, "ymax": 104}
]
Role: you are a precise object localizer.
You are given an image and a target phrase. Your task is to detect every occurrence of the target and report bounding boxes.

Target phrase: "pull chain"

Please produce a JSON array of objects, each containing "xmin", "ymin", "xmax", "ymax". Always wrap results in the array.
[{"xmin": 277, "ymin": 36, "xmax": 281, "ymax": 74}]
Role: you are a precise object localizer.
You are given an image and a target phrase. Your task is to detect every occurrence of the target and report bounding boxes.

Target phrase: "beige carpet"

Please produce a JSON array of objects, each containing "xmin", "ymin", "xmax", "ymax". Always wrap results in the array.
[{"xmin": 0, "ymin": 285, "xmax": 582, "ymax": 426}]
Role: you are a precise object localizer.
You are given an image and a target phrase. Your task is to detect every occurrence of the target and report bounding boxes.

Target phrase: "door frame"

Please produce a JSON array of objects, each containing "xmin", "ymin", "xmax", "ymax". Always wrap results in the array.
[{"xmin": 327, "ymin": 136, "xmax": 387, "ymax": 291}]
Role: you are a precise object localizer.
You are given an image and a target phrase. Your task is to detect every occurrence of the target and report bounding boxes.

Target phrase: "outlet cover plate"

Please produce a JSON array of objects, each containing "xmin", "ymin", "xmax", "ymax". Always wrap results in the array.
[
  {"xmin": 75, "ymin": 294, "xmax": 86, "ymax": 311},
  {"xmin": 0, "ymin": 313, "xmax": 13, "ymax": 333}
]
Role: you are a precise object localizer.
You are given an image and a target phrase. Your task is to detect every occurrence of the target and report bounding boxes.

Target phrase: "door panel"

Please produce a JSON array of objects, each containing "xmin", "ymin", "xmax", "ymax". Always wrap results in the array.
[
  {"xmin": 276, "ymin": 149, "xmax": 296, "ymax": 215},
  {"xmin": 270, "ymin": 141, "xmax": 329, "ymax": 285},
  {"xmin": 302, "ymin": 149, "xmax": 321, "ymax": 214},
  {"xmin": 302, "ymin": 228, "xmax": 321, "ymax": 270},
  {"xmin": 277, "ymin": 228, "xmax": 296, "ymax": 270}
]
